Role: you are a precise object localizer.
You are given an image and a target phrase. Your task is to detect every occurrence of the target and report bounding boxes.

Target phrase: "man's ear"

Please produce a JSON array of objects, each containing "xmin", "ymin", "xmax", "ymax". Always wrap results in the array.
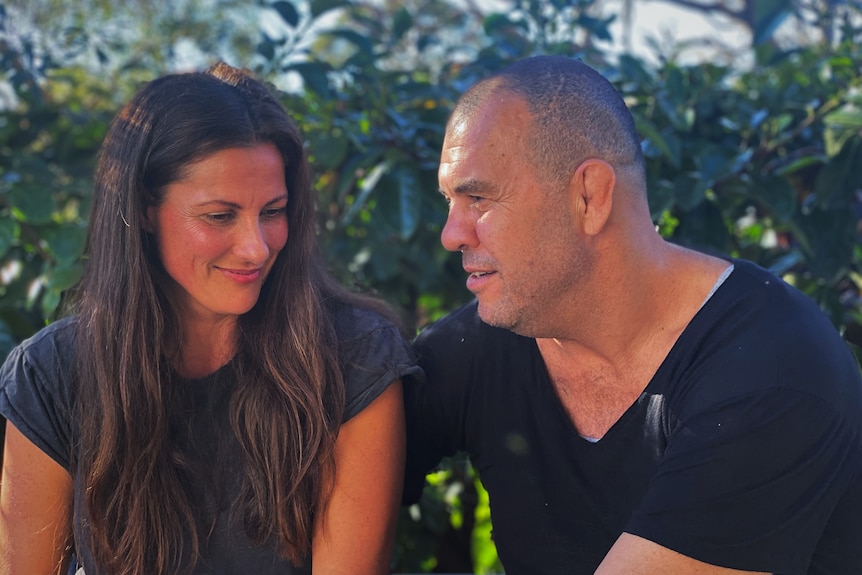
[{"xmin": 569, "ymin": 159, "xmax": 615, "ymax": 236}]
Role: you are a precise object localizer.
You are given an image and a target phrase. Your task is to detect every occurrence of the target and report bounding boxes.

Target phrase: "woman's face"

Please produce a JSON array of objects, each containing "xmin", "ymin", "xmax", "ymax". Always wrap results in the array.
[{"xmin": 147, "ymin": 143, "xmax": 289, "ymax": 327}]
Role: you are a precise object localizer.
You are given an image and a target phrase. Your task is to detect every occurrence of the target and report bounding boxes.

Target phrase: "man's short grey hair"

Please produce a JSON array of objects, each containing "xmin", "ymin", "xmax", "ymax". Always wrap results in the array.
[{"xmin": 451, "ymin": 55, "xmax": 646, "ymax": 191}]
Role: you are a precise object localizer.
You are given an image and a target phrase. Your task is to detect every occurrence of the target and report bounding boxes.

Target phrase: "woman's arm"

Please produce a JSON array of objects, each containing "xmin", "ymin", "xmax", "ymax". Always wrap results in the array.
[
  {"xmin": 0, "ymin": 420, "xmax": 74, "ymax": 575},
  {"xmin": 312, "ymin": 380, "xmax": 405, "ymax": 575}
]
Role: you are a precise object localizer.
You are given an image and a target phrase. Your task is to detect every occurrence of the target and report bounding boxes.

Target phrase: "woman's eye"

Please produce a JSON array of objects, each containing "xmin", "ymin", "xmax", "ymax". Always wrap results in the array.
[
  {"xmin": 206, "ymin": 212, "xmax": 234, "ymax": 222},
  {"xmin": 262, "ymin": 206, "xmax": 287, "ymax": 218}
]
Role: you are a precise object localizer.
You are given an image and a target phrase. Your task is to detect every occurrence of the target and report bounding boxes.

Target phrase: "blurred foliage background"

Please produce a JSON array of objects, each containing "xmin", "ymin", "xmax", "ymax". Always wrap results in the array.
[{"xmin": 1, "ymin": 0, "xmax": 860, "ymax": 572}]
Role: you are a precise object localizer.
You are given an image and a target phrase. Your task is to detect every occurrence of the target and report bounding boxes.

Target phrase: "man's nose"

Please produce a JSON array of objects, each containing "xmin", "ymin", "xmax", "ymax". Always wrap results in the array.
[{"xmin": 440, "ymin": 205, "xmax": 478, "ymax": 253}]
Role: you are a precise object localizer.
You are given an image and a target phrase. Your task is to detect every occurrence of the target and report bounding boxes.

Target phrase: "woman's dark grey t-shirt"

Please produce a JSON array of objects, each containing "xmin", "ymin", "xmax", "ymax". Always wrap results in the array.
[{"xmin": 0, "ymin": 305, "xmax": 420, "ymax": 574}]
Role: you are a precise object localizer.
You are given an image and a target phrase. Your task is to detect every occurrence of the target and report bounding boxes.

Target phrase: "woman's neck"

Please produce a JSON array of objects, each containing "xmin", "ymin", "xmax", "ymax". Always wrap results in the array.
[{"xmin": 174, "ymin": 315, "xmax": 239, "ymax": 379}]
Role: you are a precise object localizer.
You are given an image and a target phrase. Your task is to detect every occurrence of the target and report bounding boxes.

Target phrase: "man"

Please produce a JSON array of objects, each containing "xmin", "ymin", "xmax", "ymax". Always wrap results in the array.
[{"xmin": 403, "ymin": 55, "xmax": 862, "ymax": 574}]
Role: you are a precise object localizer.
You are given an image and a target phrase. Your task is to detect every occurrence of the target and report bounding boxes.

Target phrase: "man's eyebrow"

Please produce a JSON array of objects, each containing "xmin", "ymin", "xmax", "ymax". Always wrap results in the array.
[{"xmin": 439, "ymin": 179, "xmax": 492, "ymax": 196}]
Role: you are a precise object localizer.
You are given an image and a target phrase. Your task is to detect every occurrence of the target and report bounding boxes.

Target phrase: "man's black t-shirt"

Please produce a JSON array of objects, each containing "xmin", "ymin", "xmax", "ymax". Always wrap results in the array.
[{"xmin": 405, "ymin": 260, "xmax": 862, "ymax": 574}]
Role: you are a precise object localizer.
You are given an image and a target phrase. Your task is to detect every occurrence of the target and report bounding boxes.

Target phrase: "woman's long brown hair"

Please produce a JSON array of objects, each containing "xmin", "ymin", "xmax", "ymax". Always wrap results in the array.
[{"xmin": 70, "ymin": 63, "xmax": 389, "ymax": 574}]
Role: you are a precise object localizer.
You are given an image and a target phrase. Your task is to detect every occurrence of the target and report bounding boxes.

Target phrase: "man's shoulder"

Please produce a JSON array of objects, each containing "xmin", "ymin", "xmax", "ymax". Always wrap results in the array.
[
  {"xmin": 682, "ymin": 259, "xmax": 862, "ymax": 422},
  {"xmin": 705, "ymin": 259, "xmax": 850, "ymax": 351}
]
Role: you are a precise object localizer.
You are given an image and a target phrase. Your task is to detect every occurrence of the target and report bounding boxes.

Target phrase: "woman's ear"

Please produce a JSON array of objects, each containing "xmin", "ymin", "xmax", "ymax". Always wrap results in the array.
[
  {"xmin": 141, "ymin": 205, "xmax": 156, "ymax": 233},
  {"xmin": 569, "ymin": 159, "xmax": 615, "ymax": 236}
]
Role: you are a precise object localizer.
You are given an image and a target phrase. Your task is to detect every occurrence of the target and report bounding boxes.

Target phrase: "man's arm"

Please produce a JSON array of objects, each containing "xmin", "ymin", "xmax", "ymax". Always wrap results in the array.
[{"xmin": 596, "ymin": 533, "xmax": 770, "ymax": 575}]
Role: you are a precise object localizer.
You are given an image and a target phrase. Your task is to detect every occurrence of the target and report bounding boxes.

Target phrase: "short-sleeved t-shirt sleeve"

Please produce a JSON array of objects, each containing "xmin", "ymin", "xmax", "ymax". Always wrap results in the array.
[
  {"xmin": 334, "ymin": 305, "xmax": 422, "ymax": 422},
  {"xmin": 0, "ymin": 317, "xmax": 78, "ymax": 470}
]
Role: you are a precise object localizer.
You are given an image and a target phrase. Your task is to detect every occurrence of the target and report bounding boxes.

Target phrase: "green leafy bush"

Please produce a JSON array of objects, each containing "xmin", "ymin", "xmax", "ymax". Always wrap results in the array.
[{"xmin": 1, "ymin": 0, "xmax": 860, "ymax": 571}]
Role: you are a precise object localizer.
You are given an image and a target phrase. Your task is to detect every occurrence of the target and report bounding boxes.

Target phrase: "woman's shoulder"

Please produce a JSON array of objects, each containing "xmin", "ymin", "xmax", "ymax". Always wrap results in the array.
[
  {"xmin": 0, "ymin": 317, "xmax": 79, "ymax": 470},
  {"xmin": 3, "ymin": 316, "xmax": 79, "ymax": 370},
  {"xmin": 329, "ymin": 301, "xmax": 419, "ymax": 421},
  {"xmin": 330, "ymin": 300, "xmax": 405, "ymax": 344}
]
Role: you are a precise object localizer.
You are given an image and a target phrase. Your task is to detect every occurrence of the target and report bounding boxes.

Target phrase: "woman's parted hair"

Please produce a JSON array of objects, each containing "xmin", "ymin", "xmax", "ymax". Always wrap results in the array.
[{"xmin": 73, "ymin": 63, "xmax": 352, "ymax": 573}]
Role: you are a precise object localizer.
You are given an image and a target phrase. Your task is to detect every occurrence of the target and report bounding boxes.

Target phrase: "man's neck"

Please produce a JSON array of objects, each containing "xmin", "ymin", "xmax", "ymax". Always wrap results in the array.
[{"xmin": 534, "ymin": 246, "xmax": 731, "ymax": 438}]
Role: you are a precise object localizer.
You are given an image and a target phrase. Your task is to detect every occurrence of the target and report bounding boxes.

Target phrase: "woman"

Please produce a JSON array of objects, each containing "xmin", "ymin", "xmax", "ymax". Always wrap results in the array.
[{"xmin": 0, "ymin": 63, "xmax": 418, "ymax": 574}]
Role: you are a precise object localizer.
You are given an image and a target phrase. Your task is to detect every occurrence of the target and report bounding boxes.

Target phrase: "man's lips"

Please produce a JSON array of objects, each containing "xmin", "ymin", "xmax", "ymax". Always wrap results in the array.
[{"xmin": 465, "ymin": 268, "xmax": 496, "ymax": 291}]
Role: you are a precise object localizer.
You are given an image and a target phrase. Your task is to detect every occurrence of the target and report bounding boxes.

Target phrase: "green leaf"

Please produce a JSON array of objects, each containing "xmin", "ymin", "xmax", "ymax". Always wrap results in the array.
[
  {"xmin": 309, "ymin": 131, "xmax": 348, "ymax": 170},
  {"xmin": 40, "ymin": 286, "xmax": 61, "ymax": 319},
  {"xmin": 672, "ymin": 172, "xmax": 709, "ymax": 212},
  {"xmin": 416, "ymin": 33, "xmax": 436, "ymax": 52},
  {"xmin": 753, "ymin": 174, "xmax": 796, "ymax": 220},
  {"xmin": 795, "ymin": 206, "xmax": 855, "ymax": 280},
  {"xmin": 748, "ymin": 109, "xmax": 768, "ymax": 129},
  {"xmin": 768, "ymin": 251, "xmax": 804, "ymax": 276},
  {"xmin": 824, "ymin": 105, "xmax": 862, "ymax": 129},
  {"xmin": 0, "ymin": 321, "xmax": 16, "ymax": 364},
  {"xmin": 341, "ymin": 160, "xmax": 391, "ymax": 226},
  {"xmin": 813, "ymin": 135, "xmax": 862, "ymax": 209},
  {"xmin": 0, "ymin": 218, "xmax": 17, "ymax": 257},
  {"xmin": 335, "ymin": 148, "xmax": 384, "ymax": 203},
  {"xmin": 696, "ymin": 145, "xmax": 750, "ymax": 184},
  {"xmin": 483, "ymin": 13, "xmax": 516, "ymax": 35},
  {"xmin": 674, "ymin": 200, "xmax": 731, "ymax": 255},
  {"xmin": 774, "ymin": 154, "xmax": 825, "ymax": 177},
  {"xmin": 43, "ymin": 224, "xmax": 87, "ymax": 265},
  {"xmin": 257, "ymin": 36, "xmax": 276, "ymax": 60},
  {"xmin": 392, "ymin": 7, "xmax": 412, "ymax": 42},
  {"xmin": 577, "ymin": 14, "xmax": 615, "ymax": 42},
  {"xmin": 616, "ymin": 55, "xmax": 652, "ymax": 87},
  {"xmin": 324, "ymin": 28, "xmax": 373, "ymax": 54},
  {"xmin": 309, "ymin": 0, "xmax": 347, "ymax": 18},
  {"xmin": 368, "ymin": 242, "xmax": 402, "ymax": 281},
  {"xmin": 286, "ymin": 62, "xmax": 331, "ymax": 98},
  {"xmin": 398, "ymin": 166, "xmax": 421, "ymax": 240},
  {"xmin": 656, "ymin": 87, "xmax": 694, "ymax": 132},
  {"xmin": 8, "ymin": 184, "xmax": 56, "ymax": 224},
  {"xmin": 647, "ymin": 179, "xmax": 676, "ymax": 219},
  {"xmin": 46, "ymin": 262, "xmax": 83, "ymax": 291},
  {"xmin": 634, "ymin": 115, "xmax": 679, "ymax": 168},
  {"xmin": 272, "ymin": 1, "xmax": 299, "ymax": 27},
  {"xmin": 752, "ymin": 0, "xmax": 792, "ymax": 46}
]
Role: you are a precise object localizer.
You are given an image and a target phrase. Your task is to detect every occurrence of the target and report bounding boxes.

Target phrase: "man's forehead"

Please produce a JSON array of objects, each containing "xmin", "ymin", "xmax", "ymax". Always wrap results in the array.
[
  {"xmin": 440, "ymin": 142, "xmax": 464, "ymax": 165},
  {"xmin": 449, "ymin": 93, "xmax": 530, "ymax": 138}
]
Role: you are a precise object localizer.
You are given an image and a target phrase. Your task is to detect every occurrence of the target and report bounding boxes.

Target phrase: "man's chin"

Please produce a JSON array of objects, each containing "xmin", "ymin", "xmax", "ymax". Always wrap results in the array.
[{"xmin": 477, "ymin": 301, "xmax": 517, "ymax": 332}]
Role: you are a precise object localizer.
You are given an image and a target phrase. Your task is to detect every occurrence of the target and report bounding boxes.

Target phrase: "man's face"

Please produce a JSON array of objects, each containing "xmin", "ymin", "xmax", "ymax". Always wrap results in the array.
[{"xmin": 438, "ymin": 93, "xmax": 588, "ymax": 336}]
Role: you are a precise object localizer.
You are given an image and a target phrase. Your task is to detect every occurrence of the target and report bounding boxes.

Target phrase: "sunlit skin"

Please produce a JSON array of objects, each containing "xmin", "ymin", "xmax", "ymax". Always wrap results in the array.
[
  {"xmin": 438, "ymin": 92, "xmax": 588, "ymax": 337},
  {"xmin": 147, "ymin": 144, "xmax": 288, "ymax": 373}
]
